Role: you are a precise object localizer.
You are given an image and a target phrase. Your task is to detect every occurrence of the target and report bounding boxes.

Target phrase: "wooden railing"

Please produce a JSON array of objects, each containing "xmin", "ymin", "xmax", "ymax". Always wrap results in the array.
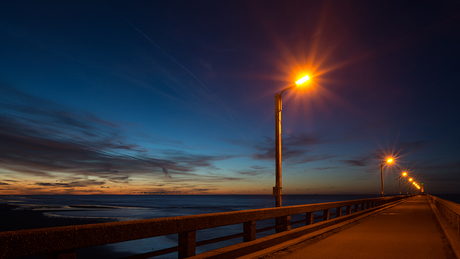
[
  {"xmin": 0, "ymin": 195, "xmax": 410, "ymax": 259},
  {"xmin": 426, "ymin": 194, "xmax": 460, "ymax": 235}
]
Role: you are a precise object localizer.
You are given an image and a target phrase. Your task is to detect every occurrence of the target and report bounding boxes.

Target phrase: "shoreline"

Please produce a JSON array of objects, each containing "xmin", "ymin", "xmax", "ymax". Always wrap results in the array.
[
  {"xmin": 0, "ymin": 204, "xmax": 137, "ymax": 259},
  {"xmin": 0, "ymin": 203, "xmax": 111, "ymax": 232}
]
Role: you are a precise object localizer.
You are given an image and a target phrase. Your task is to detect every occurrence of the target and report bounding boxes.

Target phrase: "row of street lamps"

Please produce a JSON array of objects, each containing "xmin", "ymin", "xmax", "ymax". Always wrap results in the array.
[
  {"xmin": 273, "ymin": 74, "xmax": 423, "ymax": 207},
  {"xmin": 380, "ymin": 157, "xmax": 423, "ymax": 197}
]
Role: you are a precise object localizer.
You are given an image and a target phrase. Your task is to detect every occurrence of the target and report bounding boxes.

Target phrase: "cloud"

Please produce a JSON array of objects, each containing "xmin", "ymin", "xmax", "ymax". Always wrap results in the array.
[
  {"xmin": 192, "ymin": 188, "xmax": 217, "ymax": 192},
  {"xmin": 0, "ymin": 85, "xmax": 234, "ymax": 185},
  {"xmin": 238, "ymin": 170, "xmax": 266, "ymax": 176},
  {"xmin": 35, "ymin": 180, "xmax": 105, "ymax": 188},
  {"xmin": 100, "ymin": 175, "xmax": 130, "ymax": 183},
  {"xmin": 162, "ymin": 167, "xmax": 172, "ymax": 179},
  {"xmin": 0, "ymin": 182, "xmax": 10, "ymax": 186},
  {"xmin": 313, "ymin": 167, "xmax": 339, "ymax": 170},
  {"xmin": 340, "ymin": 158, "xmax": 369, "ymax": 167},
  {"xmin": 250, "ymin": 165, "xmax": 267, "ymax": 170},
  {"xmin": 137, "ymin": 191, "xmax": 182, "ymax": 195},
  {"xmin": 294, "ymin": 154, "xmax": 336, "ymax": 164},
  {"xmin": 235, "ymin": 133, "xmax": 332, "ymax": 164}
]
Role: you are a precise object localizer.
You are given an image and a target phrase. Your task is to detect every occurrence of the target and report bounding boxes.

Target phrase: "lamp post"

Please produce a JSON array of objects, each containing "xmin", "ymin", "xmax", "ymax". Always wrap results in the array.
[
  {"xmin": 274, "ymin": 75, "xmax": 310, "ymax": 207},
  {"xmin": 380, "ymin": 158, "xmax": 394, "ymax": 197},
  {"xmin": 409, "ymin": 178, "xmax": 413, "ymax": 195},
  {"xmin": 399, "ymin": 172, "xmax": 407, "ymax": 195},
  {"xmin": 406, "ymin": 177, "xmax": 409, "ymax": 194}
]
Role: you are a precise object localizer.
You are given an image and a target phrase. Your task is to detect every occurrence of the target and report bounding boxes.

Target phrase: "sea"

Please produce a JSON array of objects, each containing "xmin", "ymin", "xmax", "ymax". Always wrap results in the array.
[{"xmin": 1, "ymin": 194, "xmax": 459, "ymax": 258}]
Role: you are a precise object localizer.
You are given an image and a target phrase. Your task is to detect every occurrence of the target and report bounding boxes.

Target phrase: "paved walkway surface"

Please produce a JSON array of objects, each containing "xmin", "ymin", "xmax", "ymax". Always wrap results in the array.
[{"xmin": 270, "ymin": 196, "xmax": 456, "ymax": 259}]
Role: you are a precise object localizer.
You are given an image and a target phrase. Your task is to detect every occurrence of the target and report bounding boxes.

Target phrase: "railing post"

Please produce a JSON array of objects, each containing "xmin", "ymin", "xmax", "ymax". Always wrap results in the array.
[
  {"xmin": 179, "ymin": 231, "xmax": 196, "ymax": 258},
  {"xmin": 347, "ymin": 205, "xmax": 352, "ymax": 215},
  {"xmin": 362, "ymin": 202, "xmax": 366, "ymax": 210},
  {"xmin": 323, "ymin": 209, "xmax": 330, "ymax": 221},
  {"xmin": 306, "ymin": 212, "xmax": 314, "ymax": 225},
  {"xmin": 276, "ymin": 216, "xmax": 291, "ymax": 232},
  {"xmin": 243, "ymin": 221, "xmax": 256, "ymax": 242},
  {"xmin": 336, "ymin": 207, "xmax": 342, "ymax": 217},
  {"xmin": 46, "ymin": 251, "xmax": 76, "ymax": 259}
]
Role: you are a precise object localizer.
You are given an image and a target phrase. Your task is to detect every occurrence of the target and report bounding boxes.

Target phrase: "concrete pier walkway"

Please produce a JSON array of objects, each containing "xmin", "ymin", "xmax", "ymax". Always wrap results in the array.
[{"xmin": 267, "ymin": 196, "xmax": 456, "ymax": 259}]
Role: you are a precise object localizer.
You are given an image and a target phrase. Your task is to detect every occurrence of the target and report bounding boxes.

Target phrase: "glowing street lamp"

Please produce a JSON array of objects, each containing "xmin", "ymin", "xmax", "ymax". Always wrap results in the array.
[
  {"xmin": 399, "ymin": 172, "xmax": 407, "ymax": 195},
  {"xmin": 380, "ymin": 158, "xmax": 394, "ymax": 197},
  {"xmin": 274, "ymin": 74, "xmax": 310, "ymax": 207},
  {"xmin": 405, "ymin": 174, "xmax": 410, "ymax": 195}
]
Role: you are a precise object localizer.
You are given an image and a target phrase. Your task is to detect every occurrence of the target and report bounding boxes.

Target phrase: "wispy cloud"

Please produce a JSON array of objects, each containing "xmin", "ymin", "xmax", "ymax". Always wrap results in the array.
[
  {"xmin": 234, "ymin": 133, "xmax": 333, "ymax": 164},
  {"xmin": 313, "ymin": 167, "xmax": 339, "ymax": 171},
  {"xmin": 35, "ymin": 180, "xmax": 105, "ymax": 188},
  {"xmin": 0, "ymin": 85, "xmax": 234, "ymax": 188},
  {"xmin": 340, "ymin": 158, "xmax": 371, "ymax": 167}
]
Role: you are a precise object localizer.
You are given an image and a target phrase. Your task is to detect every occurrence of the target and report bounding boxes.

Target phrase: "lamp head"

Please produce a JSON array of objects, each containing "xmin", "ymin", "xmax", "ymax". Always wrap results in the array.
[
  {"xmin": 409, "ymin": 178, "xmax": 413, "ymax": 182},
  {"xmin": 295, "ymin": 75, "xmax": 310, "ymax": 86},
  {"xmin": 386, "ymin": 158, "xmax": 394, "ymax": 164},
  {"xmin": 402, "ymin": 172, "xmax": 407, "ymax": 176}
]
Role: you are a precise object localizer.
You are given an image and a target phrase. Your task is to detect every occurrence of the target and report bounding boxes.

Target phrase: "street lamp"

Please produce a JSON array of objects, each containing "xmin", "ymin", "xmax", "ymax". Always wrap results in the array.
[
  {"xmin": 399, "ymin": 172, "xmax": 407, "ymax": 195},
  {"xmin": 380, "ymin": 158, "xmax": 394, "ymax": 197},
  {"xmin": 274, "ymin": 74, "xmax": 310, "ymax": 207},
  {"xmin": 409, "ymin": 178, "xmax": 413, "ymax": 195}
]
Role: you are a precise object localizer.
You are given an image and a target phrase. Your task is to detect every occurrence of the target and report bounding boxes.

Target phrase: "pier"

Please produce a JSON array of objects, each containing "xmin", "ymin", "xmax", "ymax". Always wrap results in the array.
[
  {"xmin": 1, "ymin": 194, "xmax": 459, "ymax": 259},
  {"xmin": 240, "ymin": 195, "xmax": 460, "ymax": 259}
]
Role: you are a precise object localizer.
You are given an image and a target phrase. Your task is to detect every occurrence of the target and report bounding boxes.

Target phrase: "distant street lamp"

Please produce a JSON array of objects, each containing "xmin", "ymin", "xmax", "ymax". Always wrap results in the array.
[
  {"xmin": 380, "ymin": 158, "xmax": 394, "ymax": 197},
  {"xmin": 274, "ymin": 74, "xmax": 310, "ymax": 207},
  {"xmin": 399, "ymin": 172, "xmax": 407, "ymax": 195}
]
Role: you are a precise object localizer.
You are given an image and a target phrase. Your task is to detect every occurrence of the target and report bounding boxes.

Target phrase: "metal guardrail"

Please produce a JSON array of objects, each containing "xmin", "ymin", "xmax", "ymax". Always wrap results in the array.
[
  {"xmin": 0, "ymin": 195, "xmax": 410, "ymax": 259},
  {"xmin": 426, "ymin": 194, "xmax": 460, "ymax": 235}
]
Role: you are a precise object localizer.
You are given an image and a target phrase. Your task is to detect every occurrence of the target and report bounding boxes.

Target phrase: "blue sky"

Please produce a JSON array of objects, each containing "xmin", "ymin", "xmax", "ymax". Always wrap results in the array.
[{"xmin": 0, "ymin": 0, "xmax": 459, "ymax": 195}]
